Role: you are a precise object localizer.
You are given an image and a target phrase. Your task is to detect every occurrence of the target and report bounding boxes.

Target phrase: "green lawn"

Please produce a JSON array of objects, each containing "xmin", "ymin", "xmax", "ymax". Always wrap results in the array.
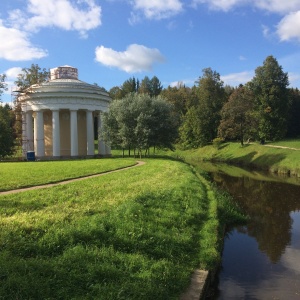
[
  {"xmin": 0, "ymin": 158, "xmax": 245, "ymax": 299},
  {"xmin": 0, "ymin": 158, "xmax": 136, "ymax": 192}
]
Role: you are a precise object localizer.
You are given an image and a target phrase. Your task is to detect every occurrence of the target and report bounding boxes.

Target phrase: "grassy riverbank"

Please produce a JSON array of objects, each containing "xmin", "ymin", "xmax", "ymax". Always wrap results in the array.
[
  {"xmin": 0, "ymin": 158, "xmax": 244, "ymax": 299},
  {"xmin": 159, "ymin": 140, "xmax": 300, "ymax": 177}
]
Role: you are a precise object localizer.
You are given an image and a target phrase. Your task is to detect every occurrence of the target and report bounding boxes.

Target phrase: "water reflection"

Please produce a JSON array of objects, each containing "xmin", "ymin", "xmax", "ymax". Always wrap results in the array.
[
  {"xmin": 213, "ymin": 173, "xmax": 300, "ymax": 263},
  {"xmin": 196, "ymin": 163, "xmax": 300, "ymax": 299}
]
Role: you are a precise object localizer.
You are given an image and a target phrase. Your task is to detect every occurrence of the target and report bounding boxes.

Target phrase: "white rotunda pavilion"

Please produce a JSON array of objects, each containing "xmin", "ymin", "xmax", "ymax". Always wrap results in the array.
[{"xmin": 19, "ymin": 65, "xmax": 111, "ymax": 159}]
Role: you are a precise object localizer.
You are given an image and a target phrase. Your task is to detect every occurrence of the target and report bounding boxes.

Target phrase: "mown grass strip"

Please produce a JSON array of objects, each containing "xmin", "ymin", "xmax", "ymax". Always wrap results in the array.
[
  {"xmin": 0, "ymin": 158, "xmax": 136, "ymax": 192},
  {"xmin": 0, "ymin": 159, "xmax": 221, "ymax": 299}
]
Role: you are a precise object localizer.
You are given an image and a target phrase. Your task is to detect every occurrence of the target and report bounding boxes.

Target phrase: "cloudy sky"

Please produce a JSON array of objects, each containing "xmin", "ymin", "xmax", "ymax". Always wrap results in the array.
[{"xmin": 1, "ymin": 0, "xmax": 300, "ymax": 103}]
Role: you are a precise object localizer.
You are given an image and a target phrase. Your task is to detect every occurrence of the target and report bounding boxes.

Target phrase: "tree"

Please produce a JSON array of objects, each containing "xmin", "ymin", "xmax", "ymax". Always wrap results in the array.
[
  {"xmin": 109, "ymin": 86, "xmax": 124, "ymax": 100},
  {"xmin": 250, "ymin": 56, "xmax": 289, "ymax": 141},
  {"xmin": 139, "ymin": 76, "xmax": 151, "ymax": 95},
  {"xmin": 150, "ymin": 76, "xmax": 163, "ymax": 97},
  {"xmin": 286, "ymin": 88, "xmax": 300, "ymax": 138},
  {"xmin": 13, "ymin": 64, "xmax": 50, "ymax": 147},
  {"xmin": 0, "ymin": 74, "xmax": 8, "ymax": 101},
  {"xmin": 179, "ymin": 68, "xmax": 226, "ymax": 148},
  {"xmin": 161, "ymin": 85, "xmax": 196, "ymax": 116},
  {"xmin": 15, "ymin": 64, "xmax": 49, "ymax": 90},
  {"xmin": 122, "ymin": 77, "xmax": 139, "ymax": 95},
  {"xmin": 179, "ymin": 106, "xmax": 202, "ymax": 149},
  {"xmin": 101, "ymin": 93, "xmax": 176, "ymax": 157},
  {"xmin": 0, "ymin": 104, "xmax": 15, "ymax": 158},
  {"xmin": 218, "ymin": 85, "xmax": 256, "ymax": 145}
]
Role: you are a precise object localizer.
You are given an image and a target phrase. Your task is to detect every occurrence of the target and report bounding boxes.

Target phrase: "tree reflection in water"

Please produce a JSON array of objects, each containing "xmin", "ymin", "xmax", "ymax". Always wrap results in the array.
[{"xmin": 212, "ymin": 172, "xmax": 300, "ymax": 263}]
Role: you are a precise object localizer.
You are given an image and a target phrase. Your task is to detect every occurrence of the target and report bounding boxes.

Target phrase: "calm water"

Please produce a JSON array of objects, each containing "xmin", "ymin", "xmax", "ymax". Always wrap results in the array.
[{"xmin": 204, "ymin": 166, "xmax": 300, "ymax": 299}]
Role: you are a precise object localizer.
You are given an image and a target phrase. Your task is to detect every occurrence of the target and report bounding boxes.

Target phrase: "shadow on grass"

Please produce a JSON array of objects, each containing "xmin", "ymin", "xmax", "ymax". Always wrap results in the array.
[{"xmin": 0, "ymin": 188, "xmax": 210, "ymax": 299}]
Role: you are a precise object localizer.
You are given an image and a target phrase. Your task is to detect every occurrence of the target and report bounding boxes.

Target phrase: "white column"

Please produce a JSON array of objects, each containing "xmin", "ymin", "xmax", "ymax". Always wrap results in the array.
[
  {"xmin": 97, "ymin": 111, "xmax": 106, "ymax": 156},
  {"xmin": 21, "ymin": 112, "xmax": 26, "ymax": 155},
  {"xmin": 26, "ymin": 111, "xmax": 34, "ymax": 151},
  {"xmin": 105, "ymin": 145, "xmax": 111, "ymax": 156},
  {"xmin": 86, "ymin": 110, "xmax": 94, "ymax": 156},
  {"xmin": 34, "ymin": 110, "xmax": 45, "ymax": 157},
  {"xmin": 70, "ymin": 109, "xmax": 78, "ymax": 156},
  {"xmin": 52, "ymin": 110, "xmax": 60, "ymax": 157}
]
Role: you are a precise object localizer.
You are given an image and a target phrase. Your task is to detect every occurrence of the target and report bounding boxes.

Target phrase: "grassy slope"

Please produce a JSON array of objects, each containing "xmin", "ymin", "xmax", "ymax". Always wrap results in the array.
[
  {"xmin": 0, "ymin": 158, "xmax": 235, "ymax": 299},
  {"xmin": 160, "ymin": 141, "xmax": 300, "ymax": 176}
]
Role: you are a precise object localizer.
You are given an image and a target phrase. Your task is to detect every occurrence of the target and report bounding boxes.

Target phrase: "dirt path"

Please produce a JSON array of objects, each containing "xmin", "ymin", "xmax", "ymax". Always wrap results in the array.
[
  {"xmin": 0, "ymin": 161, "xmax": 145, "ymax": 196},
  {"xmin": 264, "ymin": 144, "xmax": 300, "ymax": 151}
]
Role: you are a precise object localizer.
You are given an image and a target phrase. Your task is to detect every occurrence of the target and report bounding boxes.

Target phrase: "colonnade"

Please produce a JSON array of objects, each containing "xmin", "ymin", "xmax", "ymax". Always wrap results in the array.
[{"xmin": 22, "ymin": 108, "xmax": 110, "ymax": 158}]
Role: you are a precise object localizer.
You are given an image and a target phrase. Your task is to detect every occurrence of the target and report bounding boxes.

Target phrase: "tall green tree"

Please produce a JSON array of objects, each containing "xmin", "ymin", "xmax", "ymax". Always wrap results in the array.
[
  {"xmin": 218, "ymin": 85, "xmax": 256, "ymax": 145},
  {"xmin": 179, "ymin": 68, "xmax": 226, "ymax": 148},
  {"xmin": 286, "ymin": 88, "xmax": 300, "ymax": 138},
  {"xmin": 122, "ymin": 77, "xmax": 139, "ymax": 95},
  {"xmin": 0, "ymin": 104, "xmax": 14, "ymax": 158},
  {"xmin": 250, "ymin": 55, "xmax": 289, "ymax": 141},
  {"xmin": 150, "ymin": 76, "xmax": 163, "ymax": 97},
  {"xmin": 139, "ymin": 76, "xmax": 151, "ymax": 95}
]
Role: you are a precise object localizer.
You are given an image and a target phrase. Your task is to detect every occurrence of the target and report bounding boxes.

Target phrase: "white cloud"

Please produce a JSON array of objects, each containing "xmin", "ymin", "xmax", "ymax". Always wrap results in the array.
[
  {"xmin": 3, "ymin": 67, "xmax": 22, "ymax": 96},
  {"xmin": 191, "ymin": 0, "xmax": 300, "ymax": 13},
  {"xmin": 0, "ymin": 21, "xmax": 48, "ymax": 61},
  {"xmin": 277, "ymin": 11, "xmax": 300, "ymax": 42},
  {"xmin": 254, "ymin": 0, "xmax": 300, "ymax": 14},
  {"xmin": 191, "ymin": 0, "xmax": 247, "ymax": 12},
  {"xmin": 191, "ymin": 1, "xmax": 300, "ymax": 44},
  {"xmin": 129, "ymin": 0, "xmax": 183, "ymax": 21},
  {"xmin": 221, "ymin": 71, "xmax": 254, "ymax": 86},
  {"xmin": 9, "ymin": 0, "xmax": 102, "ymax": 38},
  {"xmin": 95, "ymin": 44, "xmax": 165, "ymax": 73},
  {"xmin": 5, "ymin": 67, "xmax": 23, "ymax": 80}
]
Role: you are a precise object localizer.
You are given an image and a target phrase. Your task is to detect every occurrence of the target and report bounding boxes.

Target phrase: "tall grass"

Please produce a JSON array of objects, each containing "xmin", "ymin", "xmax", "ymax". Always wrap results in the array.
[{"xmin": 0, "ymin": 159, "xmax": 226, "ymax": 299}]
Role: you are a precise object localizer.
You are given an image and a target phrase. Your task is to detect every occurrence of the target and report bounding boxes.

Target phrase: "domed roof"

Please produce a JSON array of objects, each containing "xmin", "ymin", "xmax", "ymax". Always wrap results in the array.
[{"xmin": 21, "ymin": 66, "xmax": 110, "ymax": 102}]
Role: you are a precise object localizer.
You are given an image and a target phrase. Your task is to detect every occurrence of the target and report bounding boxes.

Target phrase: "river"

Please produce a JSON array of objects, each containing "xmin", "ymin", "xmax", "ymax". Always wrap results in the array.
[{"xmin": 195, "ymin": 162, "xmax": 300, "ymax": 299}]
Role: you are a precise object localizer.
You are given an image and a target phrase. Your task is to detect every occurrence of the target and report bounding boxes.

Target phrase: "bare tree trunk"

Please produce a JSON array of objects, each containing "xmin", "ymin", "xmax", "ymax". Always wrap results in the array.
[{"xmin": 122, "ymin": 148, "xmax": 124, "ymax": 158}]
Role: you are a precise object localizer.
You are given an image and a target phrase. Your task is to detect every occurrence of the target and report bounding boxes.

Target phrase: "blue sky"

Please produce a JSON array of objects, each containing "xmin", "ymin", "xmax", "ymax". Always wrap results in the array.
[{"xmin": 1, "ymin": 0, "xmax": 300, "ymax": 103}]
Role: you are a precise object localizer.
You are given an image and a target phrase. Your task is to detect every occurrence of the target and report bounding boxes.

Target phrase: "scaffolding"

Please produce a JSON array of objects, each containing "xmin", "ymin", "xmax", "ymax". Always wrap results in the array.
[{"xmin": 12, "ymin": 88, "xmax": 28, "ymax": 157}]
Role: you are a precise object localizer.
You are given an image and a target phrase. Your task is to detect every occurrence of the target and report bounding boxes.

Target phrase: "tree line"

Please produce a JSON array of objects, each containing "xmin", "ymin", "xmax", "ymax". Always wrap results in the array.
[
  {"xmin": 106, "ymin": 55, "xmax": 300, "ymax": 151},
  {"xmin": 1, "ymin": 56, "xmax": 300, "ymax": 158}
]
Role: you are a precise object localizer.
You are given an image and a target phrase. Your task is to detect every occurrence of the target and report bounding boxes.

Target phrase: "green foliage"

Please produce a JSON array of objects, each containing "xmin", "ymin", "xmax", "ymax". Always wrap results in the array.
[
  {"xmin": 14, "ymin": 64, "xmax": 49, "ymax": 91},
  {"xmin": 179, "ymin": 68, "xmax": 226, "ymax": 148},
  {"xmin": 286, "ymin": 88, "xmax": 300, "ymax": 138},
  {"xmin": 250, "ymin": 56, "xmax": 289, "ymax": 141},
  {"xmin": 101, "ymin": 93, "xmax": 177, "ymax": 155},
  {"xmin": 218, "ymin": 85, "xmax": 256, "ymax": 145},
  {"xmin": 109, "ymin": 76, "xmax": 162, "ymax": 100},
  {"xmin": 0, "ymin": 159, "xmax": 221, "ymax": 299},
  {"xmin": 0, "ymin": 104, "xmax": 15, "ymax": 158}
]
